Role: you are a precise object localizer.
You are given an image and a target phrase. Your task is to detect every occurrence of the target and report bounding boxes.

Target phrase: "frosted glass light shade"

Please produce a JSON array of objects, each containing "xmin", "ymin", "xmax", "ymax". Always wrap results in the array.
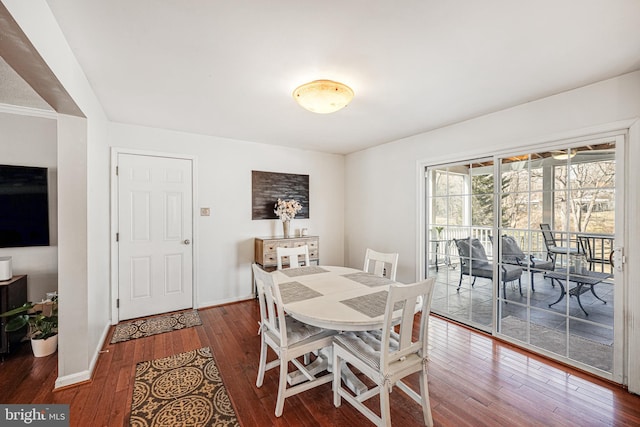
[
  {"xmin": 292, "ymin": 80, "xmax": 354, "ymax": 114},
  {"xmin": 551, "ymin": 149, "xmax": 577, "ymax": 160}
]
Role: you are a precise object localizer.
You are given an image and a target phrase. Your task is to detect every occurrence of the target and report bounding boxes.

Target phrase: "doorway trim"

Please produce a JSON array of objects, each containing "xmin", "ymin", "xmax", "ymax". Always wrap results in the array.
[{"xmin": 110, "ymin": 147, "xmax": 199, "ymax": 324}]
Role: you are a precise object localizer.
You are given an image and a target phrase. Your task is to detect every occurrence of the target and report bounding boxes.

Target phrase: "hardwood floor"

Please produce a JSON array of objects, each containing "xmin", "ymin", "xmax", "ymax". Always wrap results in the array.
[{"xmin": 1, "ymin": 299, "xmax": 640, "ymax": 426}]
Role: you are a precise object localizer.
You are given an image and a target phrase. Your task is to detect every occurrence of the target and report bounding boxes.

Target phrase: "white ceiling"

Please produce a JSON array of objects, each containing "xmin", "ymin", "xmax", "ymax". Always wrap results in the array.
[{"xmin": 9, "ymin": 1, "xmax": 640, "ymax": 154}]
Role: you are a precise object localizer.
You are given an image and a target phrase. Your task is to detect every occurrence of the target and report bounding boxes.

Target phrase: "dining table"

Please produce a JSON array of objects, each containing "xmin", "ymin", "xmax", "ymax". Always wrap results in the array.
[
  {"xmin": 271, "ymin": 265, "xmax": 400, "ymax": 330},
  {"xmin": 271, "ymin": 265, "xmax": 402, "ymax": 394}
]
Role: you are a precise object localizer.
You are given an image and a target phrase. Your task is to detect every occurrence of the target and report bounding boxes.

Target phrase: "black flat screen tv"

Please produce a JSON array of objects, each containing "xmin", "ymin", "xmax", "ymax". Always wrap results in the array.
[{"xmin": 0, "ymin": 164, "xmax": 50, "ymax": 248}]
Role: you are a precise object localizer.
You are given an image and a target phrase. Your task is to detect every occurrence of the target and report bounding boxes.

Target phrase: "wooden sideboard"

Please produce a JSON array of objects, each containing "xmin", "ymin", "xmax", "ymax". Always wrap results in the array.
[
  {"xmin": 0, "ymin": 275, "xmax": 27, "ymax": 354},
  {"xmin": 254, "ymin": 236, "xmax": 319, "ymax": 270}
]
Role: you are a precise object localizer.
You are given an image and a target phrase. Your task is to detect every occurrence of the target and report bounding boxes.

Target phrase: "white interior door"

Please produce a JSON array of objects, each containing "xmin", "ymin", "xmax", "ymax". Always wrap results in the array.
[{"xmin": 117, "ymin": 153, "xmax": 193, "ymax": 320}]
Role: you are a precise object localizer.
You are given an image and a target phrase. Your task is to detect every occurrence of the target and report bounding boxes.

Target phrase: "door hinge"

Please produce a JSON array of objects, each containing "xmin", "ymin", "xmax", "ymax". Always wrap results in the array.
[
  {"xmin": 116, "ymin": 299, "xmax": 119, "ymax": 308},
  {"xmin": 116, "ymin": 166, "xmax": 119, "ymax": 175},
  {"xmin": 116, "ymin": 232, "xmax": 119, "ymax": 242}
]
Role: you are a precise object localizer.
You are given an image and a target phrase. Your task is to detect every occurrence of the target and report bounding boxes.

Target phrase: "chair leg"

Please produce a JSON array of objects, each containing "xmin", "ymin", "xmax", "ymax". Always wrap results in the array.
[
  {"xmin": 333, "ymin": 352, "xmax": 342, "ymax": 408},
  {"xmin": 518, "ymin": 277, "xmax": 522, "ymax": 296},
  {"xmin": 457, "ymin": 271, "xmax": 463, "ymax": 291},
  {"xmin": 530, "ymin": 271, "xmax": 536, "ymax": 292},
  {"xmin": 380, "ymin": 386, "xmax": 392, "ymax": 427},
  {"xmin": 256, "ymin": 334, "xmax": 268, "ymax": 387},
  {"xmin": 420, "ymin": 369, "xmax": 434, "ymax": 427},
  {"xmin": 275, "ymin": 357, "xmax": 288, "ymax": 417}
]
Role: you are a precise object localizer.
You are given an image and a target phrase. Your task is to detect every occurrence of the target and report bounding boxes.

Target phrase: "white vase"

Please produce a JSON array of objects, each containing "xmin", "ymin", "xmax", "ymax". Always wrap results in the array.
[
  {"xmin": 31, "ymin": 334, "xmax": 58, "ymax": 357},
  {"xmin": 282, "ymin": 220, "xmax": 291, "ymax": 238}
]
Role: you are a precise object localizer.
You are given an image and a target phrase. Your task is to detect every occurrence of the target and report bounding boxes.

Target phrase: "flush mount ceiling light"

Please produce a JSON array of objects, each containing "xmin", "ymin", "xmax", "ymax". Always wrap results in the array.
[
  {"xmin": 292, "ymin": 80, "xmax": 354, "ymax": 114},
  {"xmin": 551, "ymin": 149, "xmax": 577, "ymax": 160}
]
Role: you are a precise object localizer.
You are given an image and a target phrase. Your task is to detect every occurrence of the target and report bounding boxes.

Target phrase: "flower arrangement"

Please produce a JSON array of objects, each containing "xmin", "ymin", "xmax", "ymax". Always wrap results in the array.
[{"xmin": 274, "ymin": 198, "xmax": 302, "ymax": 222}]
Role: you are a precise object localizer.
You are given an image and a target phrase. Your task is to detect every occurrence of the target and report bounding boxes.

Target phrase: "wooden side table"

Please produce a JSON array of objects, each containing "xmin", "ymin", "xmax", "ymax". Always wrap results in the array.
[
  {"xmin": 254, "ymin": 236, "xmax": 320, "ymax": 271},
  {"xmin": 0, "ymin": 275, "xmax": 28, "ymax": 354},
  {"xmin": 253, "ymin": 236, "xmax": 320, "ymax": 297}
]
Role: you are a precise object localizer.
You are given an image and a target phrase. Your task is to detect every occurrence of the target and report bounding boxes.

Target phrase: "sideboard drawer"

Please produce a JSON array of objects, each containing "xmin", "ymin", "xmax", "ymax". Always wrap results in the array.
[
  {"xmin": 264, "ymin": 241, "xmax": 279, "ymax": 253},
  {"xmin": 255, "ymin": 236, "xmax": 320, "ymax": 268}
]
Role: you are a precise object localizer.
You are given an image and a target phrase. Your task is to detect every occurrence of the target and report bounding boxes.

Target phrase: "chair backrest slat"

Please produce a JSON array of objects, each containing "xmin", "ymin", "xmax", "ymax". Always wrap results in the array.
[
  {"xmin": 380, "ymin": 278, "xmax": 436, "ymax": 371},
  {"xmin": 252, "ymin": 264, "xmax": 288, "ymax": 346},
  {"xmin": 276, "ymin": 245, "xmax": 310, "ymax": 269},
  {"xmin": 363, "ymin": 248, "xmax": 399, "ymax": 280},
  {"xmin": 540, "ymin": 223, "xmax": 558, "ymax": 247}
]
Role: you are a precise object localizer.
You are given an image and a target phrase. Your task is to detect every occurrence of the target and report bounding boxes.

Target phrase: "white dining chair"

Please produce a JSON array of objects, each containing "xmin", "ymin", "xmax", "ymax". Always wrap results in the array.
[
  {"xmin": 276, "ymin": 245, "xmax": 310, "ymax": 269},
  {"xmin": 252, "ymin": 264, "xmax": 335, "ymax": 417},
  {"xmin": 332, "ymin": 277, "xmax": 436, "ymax": 427},
  {"xmin": 363, "ymin": 248, "xmax": 399, "ymax": 280}
]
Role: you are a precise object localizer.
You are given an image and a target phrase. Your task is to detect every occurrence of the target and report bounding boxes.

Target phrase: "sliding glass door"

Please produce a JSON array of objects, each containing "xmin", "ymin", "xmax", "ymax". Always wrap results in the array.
[
  {"xmin": 425, "ymin": 135, "xmax": 624, "ymax": 380},
  {"xmin": 426, "ymin": 158, "xmax": 495, "ymax": 331}
]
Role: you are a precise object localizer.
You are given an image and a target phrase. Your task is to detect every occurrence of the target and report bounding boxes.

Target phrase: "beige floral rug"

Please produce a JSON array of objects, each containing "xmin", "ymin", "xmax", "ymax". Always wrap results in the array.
[
  {"xmin": 111, "ymin": 310, "xmax": 202, "ymax": 343},
  {"xmin": 129, "ymin": 347, "xmax": 240, "ymax": 427}
]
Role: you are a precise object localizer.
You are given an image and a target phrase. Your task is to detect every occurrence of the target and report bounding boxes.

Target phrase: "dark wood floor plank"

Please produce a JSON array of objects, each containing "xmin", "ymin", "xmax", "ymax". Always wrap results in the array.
[{"xmin": 1, "ymin": 300, "xmax": 640, "ymax": 426}]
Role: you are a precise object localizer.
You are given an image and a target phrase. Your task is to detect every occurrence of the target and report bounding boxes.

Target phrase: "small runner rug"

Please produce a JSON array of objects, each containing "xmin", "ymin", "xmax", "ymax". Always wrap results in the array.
[
  {"xmin": 111, "ymin": 310, "xmax": 202, "ymax": 343},
  {"xmin": 129, "ymin": 347, "xmax": 240, "ymax": 427}
]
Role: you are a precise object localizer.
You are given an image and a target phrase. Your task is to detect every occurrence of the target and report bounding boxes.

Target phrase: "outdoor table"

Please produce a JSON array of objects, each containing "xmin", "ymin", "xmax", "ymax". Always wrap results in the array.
[{"xmin": 545, "ymin": 268, "xmax": 611, "ymax": 316}]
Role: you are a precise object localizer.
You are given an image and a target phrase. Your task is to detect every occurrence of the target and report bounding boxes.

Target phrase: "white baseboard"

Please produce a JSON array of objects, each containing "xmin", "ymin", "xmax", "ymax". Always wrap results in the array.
[
  {"xmin": 54, "ymin": 321, "xmax": 111, "ymax": 389},
  {"xmin": 54, "ymin": 370, "xmax": 91, "ymax": 389},
  {"xmin": 197, "ymin": 294, "xmax": 254, "ymax": 309}
]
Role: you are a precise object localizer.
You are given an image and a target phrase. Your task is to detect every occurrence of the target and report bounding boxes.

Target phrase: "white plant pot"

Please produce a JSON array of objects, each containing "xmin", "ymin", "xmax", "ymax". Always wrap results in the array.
[{"xmin": 31, "ymin": 335, "xmax": 58, "ymax": 357}]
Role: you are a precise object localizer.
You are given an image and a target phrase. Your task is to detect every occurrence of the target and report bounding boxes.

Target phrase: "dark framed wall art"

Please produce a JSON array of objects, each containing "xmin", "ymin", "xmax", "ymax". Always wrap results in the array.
[{"xmin": 252, "ymin": 171, "xmax": 309, "ymax": 220}]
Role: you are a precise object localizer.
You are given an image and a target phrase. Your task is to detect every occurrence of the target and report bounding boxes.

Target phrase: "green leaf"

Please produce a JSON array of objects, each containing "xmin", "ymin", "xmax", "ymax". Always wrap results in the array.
[
  {"xmin": 0, "ymin": 303, "xmax": 34, "ymax": 318},
  {"xmin": 5, "ymin": 314, "xmax": 29, "ymax": 332}
]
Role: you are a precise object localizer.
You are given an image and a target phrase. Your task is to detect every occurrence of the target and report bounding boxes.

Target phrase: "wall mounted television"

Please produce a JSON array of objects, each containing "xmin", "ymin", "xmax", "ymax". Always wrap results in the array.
[{"xmin": 0, "ymin": 164, "xmax": 50, "ymax": 248}]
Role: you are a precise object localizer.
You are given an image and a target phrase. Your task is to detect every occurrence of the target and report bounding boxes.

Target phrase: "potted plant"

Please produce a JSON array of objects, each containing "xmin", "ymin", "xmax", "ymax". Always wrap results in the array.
[{"xmin": 1, "ymin": 295, "xmax": 58, "ymax": 357}]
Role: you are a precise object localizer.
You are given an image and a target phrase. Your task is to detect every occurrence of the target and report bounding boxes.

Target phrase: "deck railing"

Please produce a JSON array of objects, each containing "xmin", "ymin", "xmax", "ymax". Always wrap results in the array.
[{"xmin": 430, "ymin": 227, "xmax": 614, "ymax": 273}]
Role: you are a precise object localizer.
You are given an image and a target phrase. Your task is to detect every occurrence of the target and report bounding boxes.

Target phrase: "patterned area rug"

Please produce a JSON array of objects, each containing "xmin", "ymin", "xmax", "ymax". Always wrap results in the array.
[
  {"xmin": 130, "ymin": 347, "xmax": 240, "ymax": 427},
  {"xmin": 111, "ymin": 310, "xmax": 202, "ymax": 343}
]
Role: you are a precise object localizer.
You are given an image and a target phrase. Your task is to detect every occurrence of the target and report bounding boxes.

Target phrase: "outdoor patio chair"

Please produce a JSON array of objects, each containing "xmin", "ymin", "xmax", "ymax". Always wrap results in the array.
[
  {"xmin": 577, "ymin": 235, "xmax": 613, "ymax": 272},
  {"xmin": 453, "ymin": 238, "xmax": 523, "ymax": 298},
  {"xmin": 539, "ymin": 223, "xmax": 579, "ymax": 266},
  {"xmin": 494, "ymin": 235, "xmax": 554, "ymax": 292}
]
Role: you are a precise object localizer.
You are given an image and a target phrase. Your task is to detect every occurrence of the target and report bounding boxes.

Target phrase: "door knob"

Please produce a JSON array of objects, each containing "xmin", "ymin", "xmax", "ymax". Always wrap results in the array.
[{"xmin": 183, "ymin": 239, "xmax": 191, "ymax": 245}]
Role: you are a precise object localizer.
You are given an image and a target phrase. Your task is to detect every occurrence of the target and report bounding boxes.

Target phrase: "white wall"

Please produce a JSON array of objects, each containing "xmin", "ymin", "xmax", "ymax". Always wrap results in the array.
[
  {"xmin": 0, "ymin": 111, "xmax": 58, "ymax": 301},
  {"xmin": 345, "ymin": 70, "xmax": 640, "ymax": 390},
  {"xmin": 3, "ymin": 0, "xmax": 112, "ymax": 388},
  {"xmin": 109, "ymin": 123, "xmax": 345, "ymax": 307},
  {"xmin": 346, "ymin": 71, "xmax": 640, "ymax": 281},
  {"xmin": 56, "ymin": 114, "xmax": 89, "ymax": 384}
]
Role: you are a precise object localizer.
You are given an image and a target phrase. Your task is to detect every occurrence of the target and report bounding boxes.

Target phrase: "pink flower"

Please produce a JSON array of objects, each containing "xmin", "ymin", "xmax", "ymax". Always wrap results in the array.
[{"xmin": 274, "ymin": 198, "xmax": 303, "ymax": 221}]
